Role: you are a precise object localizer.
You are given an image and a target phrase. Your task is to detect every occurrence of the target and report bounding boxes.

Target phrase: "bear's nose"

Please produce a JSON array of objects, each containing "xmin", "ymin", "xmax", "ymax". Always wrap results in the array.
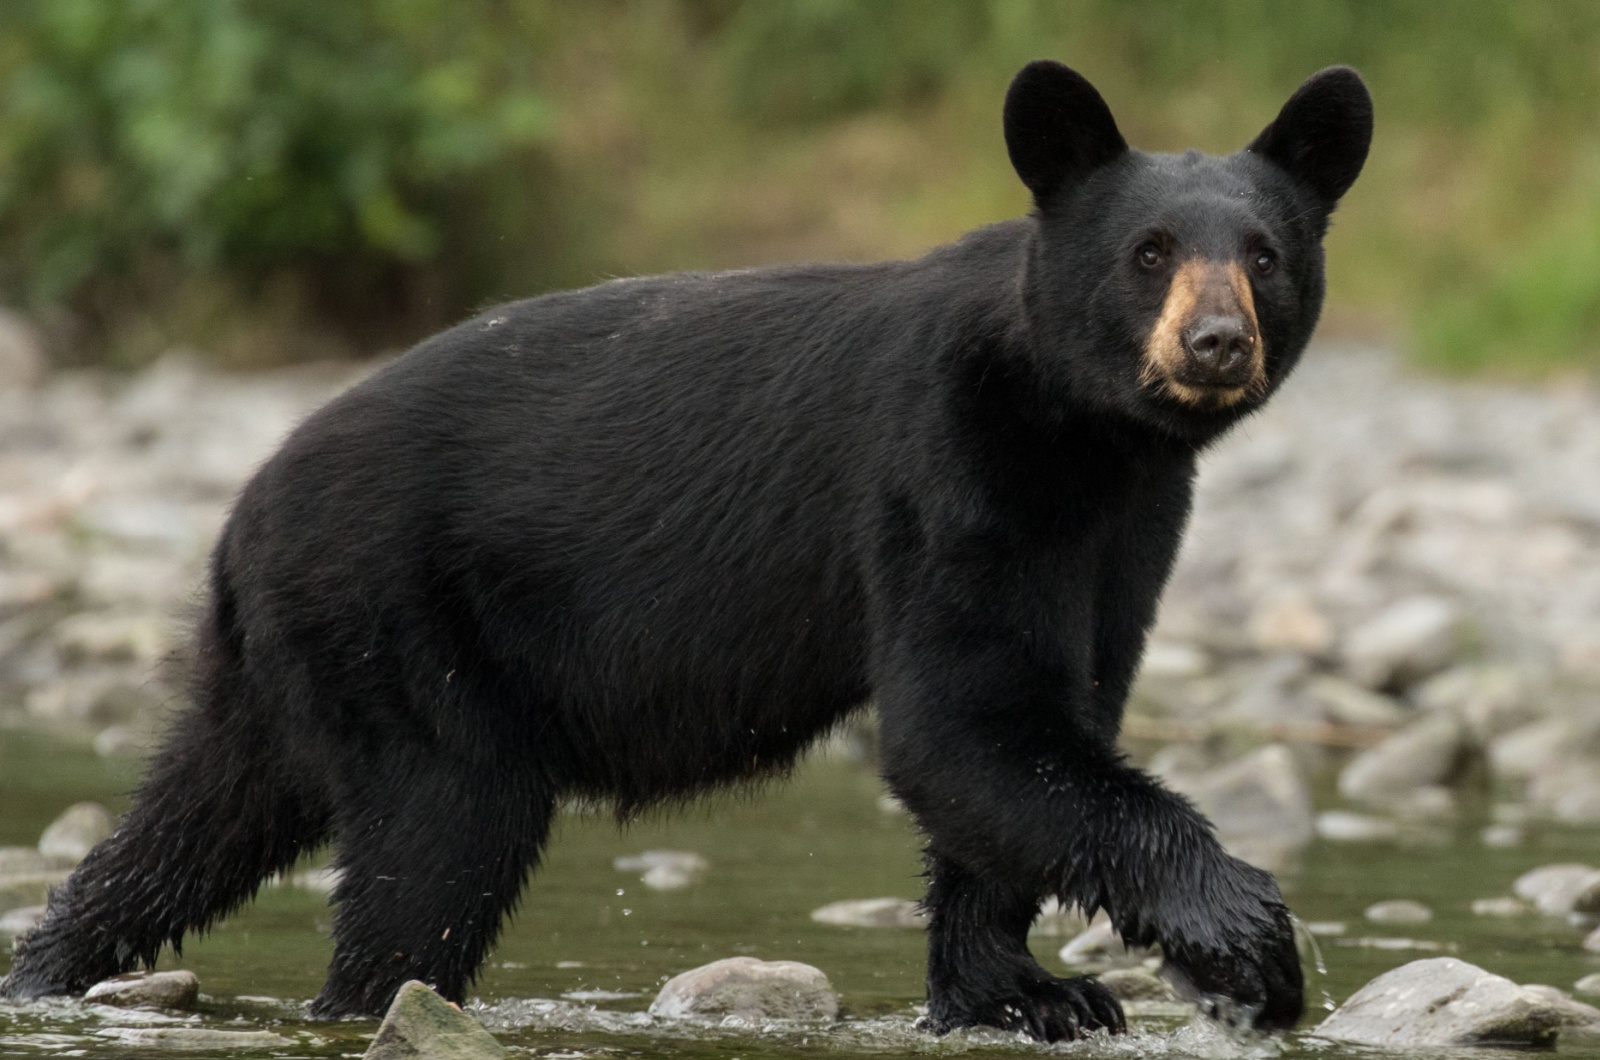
[{"xmin": 1181, "ymin": 315, "xmax": 1256, "ymax": 383}]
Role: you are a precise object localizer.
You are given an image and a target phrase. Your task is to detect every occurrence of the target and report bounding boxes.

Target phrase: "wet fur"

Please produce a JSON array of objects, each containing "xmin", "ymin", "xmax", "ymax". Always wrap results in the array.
[{"xmin": 3, "ymin": 62, "xmax": 1370, "ymax": 1038}]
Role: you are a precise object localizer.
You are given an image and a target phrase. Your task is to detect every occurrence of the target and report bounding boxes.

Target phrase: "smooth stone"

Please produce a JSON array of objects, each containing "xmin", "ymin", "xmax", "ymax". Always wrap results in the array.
[
  {"xmin": 0, "ymin": 904, "xmax": 44, "ymax": 936},
  {"xmin": 1583, "ymin": 924, "xmax": 1600, "ymax": 954},
  {"xmin": 1576, "ymin": 973, "xmax": 1600, "ymax": 998},
  {"xmin": 1058, "ymin": 918, "xmax": 1149, "ymax": 968},
  {"xmin": 366, "ymin": 980, "xmax": 507, "ymax": 1059},
  {"xmin": 102, "ymin": 1028, "xmax": 293, "ymax": 1049},
  {"xmin": 1520, "ymin": 984, "xmax": 1600, "ymax": 1028},
  {"xmin": 1337, "ymin": 715, "xmax": 1464, "ymax": 803},
  {"xmin": 1140, "ymin": 641, "xmax": 1210, "ymax": 679},
  {"xmin": 85, "ymin": 969, "xmax": 199, "ymax": 1010},
  {"xmin": 1315, "ymin": 957, "xmax": 1562, "ymax": 1047},
  {"xmin": 1413, "ymin": 665, "xmax": 1532, "ymax": 740},
  {"xmin": 1490, "ymin": 719, "xmax": 1583, "ymax": 780},
  {"xmin": 1513, "ymin": 864, "xmax": 1600, "ymax": 916},
  {"xmin": 1304, "ymin": 675, "xmax": 1408, "ymax": 727},
  {"xmin": 649, "ymin": 957, "xmax": 838, "ymax": 1021},
  {"xmin": 1365, "ymin": 899, "xmax": 1432, "ymax": 924},
  {"xmin": 1341, "ymin": 596, "xmax": 1464, "ymax": 690},
  {"xmin": 1316, "ymin": 810, "xmax": 1398, "ymax": 842},
  {"xmin": 1528, "ymin": 762, "xmax": 1600, "ymax": 825},
  {"xmin": 1481, "ymin": 823, "xmax": 1523, "ymax": 848},
  {"xmin": 1471, "ymin": 897, "xmax": 1529, "ymax": 917},
  {"xmin": 613, "ymin": 851, "xmax": 707, "ymax": 891},
  {"xmin": 1163, "ymin": 744, "xmax": 1313, "ymax": 871},
  {"xmin": 1097, "ymin": 967, "xmax": 1178, "ymax": 1002},
  {"xmin": 1305, "ymin": 921, "xmax": 1347, "ymax": 936},
  {"xmin": 38, "ymin": 801, "xmax": 114, "ymax": 862},
  {"xmin": 810, "ymin": 897, "xmax": 925, "ymax": 929}
]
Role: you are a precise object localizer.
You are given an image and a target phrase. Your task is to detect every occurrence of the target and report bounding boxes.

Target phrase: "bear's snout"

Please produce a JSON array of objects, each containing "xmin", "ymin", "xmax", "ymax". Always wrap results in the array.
[
  {"xmin": 1140, "ymin": 259, "xmax": 1266, "ymax": 407},
  {"xmin": 1180, "ymin": 313, "xmax": 1257, "ymax": 385}
]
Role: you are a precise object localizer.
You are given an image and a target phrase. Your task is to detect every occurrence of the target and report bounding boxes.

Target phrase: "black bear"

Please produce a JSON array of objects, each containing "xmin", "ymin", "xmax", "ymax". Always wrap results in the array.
[{"xmin": 3, "ymin": 61, "xmax": 1370, "ymax": 1040}]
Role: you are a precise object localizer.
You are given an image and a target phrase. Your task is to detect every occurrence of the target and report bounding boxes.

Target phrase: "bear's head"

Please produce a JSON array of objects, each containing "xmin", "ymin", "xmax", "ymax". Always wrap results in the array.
[{"xmin": 1005, "ymin": 61, "xmax": 1372, "ymax": 443}]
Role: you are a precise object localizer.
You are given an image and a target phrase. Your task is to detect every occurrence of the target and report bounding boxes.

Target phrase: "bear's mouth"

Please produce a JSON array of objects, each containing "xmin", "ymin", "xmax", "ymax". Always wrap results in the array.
[{"xmin": 1139, "ymin": 259, "xmax": 1267, "ymax": 409}]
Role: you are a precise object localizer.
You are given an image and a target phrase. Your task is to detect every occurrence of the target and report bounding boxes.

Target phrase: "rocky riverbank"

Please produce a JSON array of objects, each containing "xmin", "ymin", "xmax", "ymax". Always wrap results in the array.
[{"xmin": 1, "ymin": 342, "xmax": 1599, "ymax": 859}]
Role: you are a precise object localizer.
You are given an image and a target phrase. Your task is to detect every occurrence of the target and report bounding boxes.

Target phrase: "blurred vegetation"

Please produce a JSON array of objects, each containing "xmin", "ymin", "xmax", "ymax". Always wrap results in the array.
[{"xmin": 0, "ymin": 0, "xmax": 1597, "ymax": 373}]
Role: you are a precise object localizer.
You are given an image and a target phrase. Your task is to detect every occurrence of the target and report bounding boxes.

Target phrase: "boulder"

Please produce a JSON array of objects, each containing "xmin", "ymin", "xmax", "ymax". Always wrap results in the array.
[
  {"xmin": 649, "ymin": 957, "xmax": 838, "ymax": 1022},
  {"xmin": 1315, "ymin": 958, "xmax": 1563, "ymax": 1047},
  {"xmin": 1341, "ymin": 596, "xmax": 1463, "ymax": 689},
  {"xmin": 365, "ymin": 980, "xmax": 507, "ymax": 1059},
  {"xmin": 84, "ymin": 970, "xmax": 199, "ymax": 1010},
  {"xmin": 810, "ymin": 897, "xmax": 925, "ymax": 929},
  {"xmin": 38, "ymin": 802, "xmax": 114, "ymax": 862}
]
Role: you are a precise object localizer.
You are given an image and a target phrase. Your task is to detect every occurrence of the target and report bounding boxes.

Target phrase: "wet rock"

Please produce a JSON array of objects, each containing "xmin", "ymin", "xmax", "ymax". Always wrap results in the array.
[
  {"xmin": 1512, "ymin": 864, "xmax": 1600, "ymax": 916},
  {"xmin": 1304, "ymin": 675, "xmax": 1409, "ymax": 728},
  {"xmin": 1342, "ymin": 596, "xmax": 1464, "ymax": 690},
  {"xmin": 1337, "ymin": 714, "xmax": 1464, "ymax": 803},
  {"xmin": 0, "ymin": 904, "xmax": 44, "ymax": 936},
  {"xmin": 1413, "ymin": 665, "xmax": 1533, "ymax": 740},
  {"xmin": 649, "ymin": 957, "xmax": 838, "ymax": 1022},
  {"xmin": 1163, "ymin": 744, "xmax": 1312, "ymax": 871},
  {"xmin": 85, "ymin": 969, "xmax": 199, "ymax": 1010},
  {"xmin": 1305, "ymin": 921, "xmax": 1346, "ymax": 936},
  {"xmin": 1365, "ymin": 899, "xmax": 1431, "ymax": 924},
  {"xmin": 1057, "ymin": 917, "xmax": 1151, "ymax": 968},
  {"xmin": 103, "ymin": 1028, "xmax": 294, "ymax": 1049},
  {"xmin": 1097, "ymin": 967, "xmax": 1179, "ymax": 1002},
  {"xmin": 1315, "ymin": 957, "xmax": 1562, "ymax": 1047},
  {"xmin": 38, "ymin": 801, "xmax": 114, "ymax": 862},
  {"xmin": 365, "ymin": 979, "xmax": 507, "ymax": 1059},
  {"xmin": 1576, "ymin": 974, "xmax": 1600, "ymax": 998},
  {"xmin": 1520, "ymin": 985, "xmax": 1600, "ymax": 1031},
  {"xmin": 1316, "ymin": 810, "xmax": 1398, "ymax": 842},
  {"xmin": 614, "ymin": 850, "xmax": 707, "ymax": 891},
  {"xmin": 1471, "ymin": 897, "xmax": 1529, "ymax": 917},
  {"xmin": 810, "ymin": 897, "xmax": 925, "ymax": 929}
]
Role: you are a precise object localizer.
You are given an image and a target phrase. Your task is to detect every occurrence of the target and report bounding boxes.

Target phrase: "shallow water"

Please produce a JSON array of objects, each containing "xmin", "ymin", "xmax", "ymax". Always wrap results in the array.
[{"xmin": 5, "ymin": 728, "xmax": 1600, "ymax": 1058}]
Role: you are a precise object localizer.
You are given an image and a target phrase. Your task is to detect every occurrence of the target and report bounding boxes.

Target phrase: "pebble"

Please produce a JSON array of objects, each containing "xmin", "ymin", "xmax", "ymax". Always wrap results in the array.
[
  {"xmin": 809, "ymin": 897, "xmax": 925, "ymax": 929},
  {"xmin": 1315, "ymin": 810, "xmax": 1398, "ymax": 842},
  {"xmin": 84, "ymin": 969, "xmax": 200, "ymax": 1010},
  {"xmin": 1414, "ymin": 665, "xmax": 1532, "ymax": 740},
  {"xmin": 1365, "ymin": 899, "xmax": 1432, "ymax": 924},
  {"xmin": 1576, "ymin": 973, "xmax": 1600, "ymax": 998},
  {"xmin": 1303, "ymin": 675, "xmax": 1408, "ymax": 727},
  {"xmin": 613, "ymin": 850, "xmax": 707, "ymax": 891},
  {"xmin": 1337, "ymin": 715, "xmax": 1464, "ymax": 803},
  {"xmin": 1513, "ymin": 864, "xmax": 1600, "ymax": 916},
  {"xmin": 37, "ymin": 801, "xmax": 114, "ymax": 862},
  {"xmin": 1481, "ymin": 824, "xmax": 1523, "ymax": 847},
  {"xmin": 649, "ymin": 957, "xmax": 838, "ymax": 1022},
  {"xmin": 1471, "ymin": 897, "xmax": 1529, "ymax": 917},
  {"xmin": 1316, "ymin": 957, "xmax": 1563, "ymax": 1047},
  {"xmin": 103, "ymin": 1028, "xmax": 293, "ymax": 1049},
  {"xmin": 365, "ymin": 980, "xmax": 507, "ymax": 1059}
]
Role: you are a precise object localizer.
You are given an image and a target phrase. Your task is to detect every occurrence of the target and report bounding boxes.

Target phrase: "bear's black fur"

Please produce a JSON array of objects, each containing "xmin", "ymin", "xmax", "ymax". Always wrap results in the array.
[{"xmin": 2, "ymin": 62, "xmax": 1370, "ymax": 1040}]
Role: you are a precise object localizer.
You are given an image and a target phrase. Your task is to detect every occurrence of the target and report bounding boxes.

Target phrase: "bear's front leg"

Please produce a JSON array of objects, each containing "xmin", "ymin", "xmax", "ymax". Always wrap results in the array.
[
  {"xmin": 920, "ymin": 852, "xmax": 1123, "ymax": 1041},
  {"xmin": 876, "ymin": 629, "xmax": 1303, "ymax": 1037}
]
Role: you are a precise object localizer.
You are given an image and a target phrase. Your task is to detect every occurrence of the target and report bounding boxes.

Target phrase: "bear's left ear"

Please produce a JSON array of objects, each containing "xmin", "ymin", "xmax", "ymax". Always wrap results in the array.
[
  {"xmin": 1004, "ymin": 60, "xmax": 1127, "ymax": 204},
  {"xmin": 1247, "ymin": 66, "xmax": 1373, "ymax": 207}
]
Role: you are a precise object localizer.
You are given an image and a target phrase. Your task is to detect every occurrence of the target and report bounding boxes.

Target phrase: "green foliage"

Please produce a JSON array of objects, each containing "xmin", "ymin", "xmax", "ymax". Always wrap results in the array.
[{"xmin": 0, "ymin": 0, "xmax": 552, "ymax": 359}]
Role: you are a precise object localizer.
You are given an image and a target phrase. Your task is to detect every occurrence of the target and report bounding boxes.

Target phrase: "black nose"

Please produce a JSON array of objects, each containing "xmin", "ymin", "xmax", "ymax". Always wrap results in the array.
[{"xmin": 1181, "ymin": 315, "xmax": 1256, "ymax": 383}]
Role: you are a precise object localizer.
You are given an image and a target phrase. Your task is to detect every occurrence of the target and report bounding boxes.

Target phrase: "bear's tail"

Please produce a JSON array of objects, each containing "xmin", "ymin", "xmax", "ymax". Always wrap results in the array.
[{"xmin": 1, "ymin": 549, "xmax": 331, "ymax": 999}]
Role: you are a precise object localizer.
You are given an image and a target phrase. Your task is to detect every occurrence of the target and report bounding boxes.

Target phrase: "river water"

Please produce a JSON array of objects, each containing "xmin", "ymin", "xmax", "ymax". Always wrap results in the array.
[{"xmin": 5, "ymin": 728, "xmax": 1600, "ymax": 1058}]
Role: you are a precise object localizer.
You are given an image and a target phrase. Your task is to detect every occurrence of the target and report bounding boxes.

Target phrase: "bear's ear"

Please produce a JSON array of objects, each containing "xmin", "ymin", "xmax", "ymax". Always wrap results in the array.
[
  {"xmin": 1004, "ymin": 60, "xmax": 1127, "ymax": 204},
  {"xmin": 1247, "ymin": 66, "xmax": 1373, "ymax": 207}
]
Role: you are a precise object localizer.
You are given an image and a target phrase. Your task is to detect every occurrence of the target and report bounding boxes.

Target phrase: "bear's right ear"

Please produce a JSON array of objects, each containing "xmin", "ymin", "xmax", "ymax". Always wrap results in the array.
[
  {"xmin": 1004, "ymin": 60, "xmax": 1127, "ymax": 204},
  {"xmin": 1247, "ymin": 66, "xmax": 1373, "ymax": 207}
]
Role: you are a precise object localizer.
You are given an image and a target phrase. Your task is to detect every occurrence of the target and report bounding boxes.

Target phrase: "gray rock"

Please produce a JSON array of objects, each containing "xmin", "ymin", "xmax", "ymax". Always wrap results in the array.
[
  {"xmin": 1139, "ymin": 641, "xmax": 1210, "ymax": 679},
  {"xmin": 1512, "ymin": 864, "xmax": 1600, "ymax": 916},
  {"xmin": 1520, "ymin": 984, "xmax": 1600, "ymax": 1029},
  {"xmin": 1057, "ymin": 917, "xmax": 1152, "ymax": 968},
  {"xmin": 1337, "ymin": 715, "xmax": 1464, "ymax": 803},
  {"xmin": 1490, "ymin": 719, "xmax": 1583, "ymax": 780},
  {"xmin": 1583, "ymin": 924, "xmax": 1600, "ymax": 953},
  {"xmin": 0, "ymin": 870, "xmax": 71, "ymax": 910},
  {"xmin": 102, "ymin": 1028, "xmax": 293, "ymax": 1049},
  {"xmin": 1030, "ymin": 898, "xmax": 1090, "ymax": 938},
  {"xmin": 1471, "ymin": 897, "xmax": 1529, "ymax": 917},
  {"xmin": 614, "ymin": 850, "xmax": 707, "ymax": 891},
  {"xmin": 0, "ymin": 904, "xmax": 44, "ymax": 936},
  {"xmin": 1365, "ymin": 899, "xmax": 1432, "ymax": 924},
  {"xmin": 0, "ymin": 847, "xmax": 72, "ymax": 875},
  {"xmin": 38, "ymin": 802, "xmax": 114, "ymax": 862},
  {"xmin": 1304, "ymin": 675, "xmax": 1408, "ymax": 727},
  {"xmin": 1413, "ymin": 665, "xmax": 1533, "ymax": 740},
  {"xmin": 53, "ymin": 611, "xmax": 168, "ymax": 665},
  {"xmin": 1481, "ymin": 823, "xmax": 1523, "ymax": 848},
  {"xmin": 1342, "ymin": 596, "xmax": 1464, "ymax": 689},
  {"xmin": 1576, "ymin": 973, "xmax": 1600, "ymax": 998},
  {"xmin": 1528, "ymin": 762, "xmax": 1600, "ymax": 824},
  {"xmin": 0, "ymin": 307, "xmax": 45, "ymax": 387},
  {"xmin": 1164, "ymin": 744, "xmax": 1313, "ymax": 871},
  {"xmin": 85, "ymin": 969, "xmax": 199, "ymax": 1010},
  {"xmin": 365, "ymin": 980, "xmax": 507, "ymax": 1059},
  {"xmin": 649, "ymin": 957, "xmax": 838, "ymax": 1022},
  {"xmin": 1315, "ymin": 957, "xmax": 1562, "ymax": 1047},
  {"xmin": 1247, "ymin": 593, "xmax": 1334, "ymax": 656},
  {"xmin": 810, "ymin": 897, "xmax": 925, "ymax": 929},
  {"xmin": 93, "ymin": 725, "xmax": 146, "ymax": 758},
  {"xmin": 1316, "ymin": 810, "xmax": 1398, "ymax": 842}
]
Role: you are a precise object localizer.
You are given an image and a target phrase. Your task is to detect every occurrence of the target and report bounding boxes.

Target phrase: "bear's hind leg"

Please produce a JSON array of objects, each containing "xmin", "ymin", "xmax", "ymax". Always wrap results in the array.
[
  {"xmin": 921, "ymin": 853, "xmax": 1124, "ymax": 1042},
  {"xmin": 310, "ymin": 748, "xmax": 556, "ymax": 1019},
  {"xmin": 1, "ymin": 701, "xmax": 330, "ymax": 1000}
]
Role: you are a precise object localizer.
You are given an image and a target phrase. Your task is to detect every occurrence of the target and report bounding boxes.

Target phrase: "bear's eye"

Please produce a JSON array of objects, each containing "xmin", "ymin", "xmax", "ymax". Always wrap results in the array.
[
  {"xmin": 1253, "ymin": 249, "xmax": 1276, "ymax": 275},
  {"xmin": 1137, "ymin": 244, "xmax": 1163, "ymax": 269}
]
